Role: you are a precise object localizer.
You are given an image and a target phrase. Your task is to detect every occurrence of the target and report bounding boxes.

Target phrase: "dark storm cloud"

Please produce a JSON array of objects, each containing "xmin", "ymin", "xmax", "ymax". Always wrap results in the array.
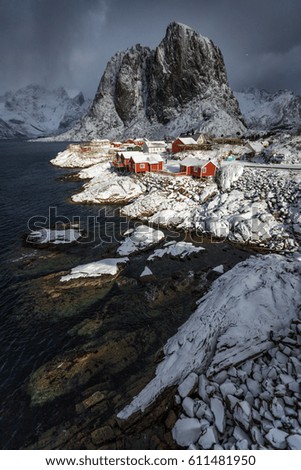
[
  {"xmin": 0, "ymin": 0, "xmax": 108, "ymax": 95},
  {"xmin": 1, "ymin": 0, "xmax": 301, "ymax": 97}
]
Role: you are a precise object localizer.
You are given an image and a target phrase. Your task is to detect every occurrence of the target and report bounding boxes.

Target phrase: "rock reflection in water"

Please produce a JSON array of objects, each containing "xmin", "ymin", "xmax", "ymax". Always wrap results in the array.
[{"xmin": 17, "ymin": 242, "xmax": 250, "ymax": 450}]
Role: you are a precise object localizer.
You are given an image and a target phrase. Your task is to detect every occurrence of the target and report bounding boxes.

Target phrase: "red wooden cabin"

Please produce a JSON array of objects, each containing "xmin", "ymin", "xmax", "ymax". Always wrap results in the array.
[
  {"xmin": 129, "ymin": 154, "xmax": 164, "ymax": 173},
  {"xmin": 180, "ymin": 157, "xmax": 218, "ymax": 177}
]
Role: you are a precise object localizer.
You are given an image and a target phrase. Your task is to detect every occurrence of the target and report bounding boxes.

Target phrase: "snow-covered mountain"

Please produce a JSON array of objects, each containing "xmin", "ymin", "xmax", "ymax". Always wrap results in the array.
[
  {"xmin": 235, "ymin": 88, "xmax": 301, "ymax": 133},
  {"xmin": 57, "ymin": 22, "xmax": 246, "ymax": 141},
  {"xmin": 0, "ymin": 85, "xmax": 89, "ymax": 140}
]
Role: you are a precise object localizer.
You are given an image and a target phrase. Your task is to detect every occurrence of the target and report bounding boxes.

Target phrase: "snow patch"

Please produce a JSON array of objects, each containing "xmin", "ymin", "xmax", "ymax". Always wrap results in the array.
[
  {"xmin": 60, "ymin": 258, "xmax": 128, "ymax": 282},
  {"xmin": 147, "ymin": 241, "xmax": 205, "ymax": 261},
  {"xmin": 27, "ymin": 228, "xmax": 81, "ymax": 244},
  {"xmin": 117, "ymin": 225, "xmax": 165, "ymax": 256}
]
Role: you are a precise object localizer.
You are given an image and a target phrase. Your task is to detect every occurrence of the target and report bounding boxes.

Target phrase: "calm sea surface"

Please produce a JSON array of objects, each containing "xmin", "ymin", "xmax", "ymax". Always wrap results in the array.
[{"xmin": 0, "ymin": 141, "xmax": 121, "ymax": 448}]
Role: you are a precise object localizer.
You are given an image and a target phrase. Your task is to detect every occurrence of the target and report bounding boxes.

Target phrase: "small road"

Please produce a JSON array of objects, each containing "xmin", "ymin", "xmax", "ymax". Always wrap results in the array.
[{"xmin": 222, "ymin": 161, "xmax": 301, "ymax": 171}]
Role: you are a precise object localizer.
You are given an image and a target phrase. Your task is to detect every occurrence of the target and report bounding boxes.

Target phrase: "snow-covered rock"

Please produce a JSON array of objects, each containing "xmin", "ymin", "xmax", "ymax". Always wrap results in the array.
[
  {"xmin": 287, "ymin": 435, "xmax": 301, "ymax": 450},
  {"xmin": 233, "ymin": 401, "xmax": 252, "ymax": 431},
  {"xmin": 147, "ymin": 241, "xmax": 205, "ymax": 261},
  {"xmin": 60, "ymin": 258, "xmax": 128, "ymax": 282},
  {"xmin": 117, "ymin": 225, "xmax": 165, "ymax": 255},
  {"xmin": 199, "ymin": 184, "xmax": 219, "ymax": 203},
  {"xmin": 117, "ymin": 254, "xmax": 301, "ymax": 419},
  {"xmin": 52, "ymin": 144, "xmax": 300, "ymax": 251},
  {"xmin": 51, "ymin": 148, "xmax": 111, "ymax": 169},
  {"xmin": 210, "ymin": 398, "xmax": 225, "ymax": 433},
  {"xmin": 122, "ymin": 189, "xmax": 199, "ymax": 231},
  {"xmin": 212, "ymin": 265, "xmax": 224, "ymax": 274},
  {"xmin": 140, "ymin": 267, "xmax": 153, "ymax": 278},
  {"xmin": 265, "ymin": 428, "xmax": 288, "ymax": 449},
  {"xmin": 178, "ymin": 372, "xmax": 199, "ymax": 398},
  {"xmin": 70, "ymin": 163, "xmax": 146, "ymax": 204},
  {"xmin": 27, "ymin": 228, "xmax": 81, "ymax": 245},
  {"xmin": 219, "ymin": 163, "xmax": 244, "ymax": 191},
  {"xmin": 263, "ymin": 134, "xmax": 301, "ymax": 165},
  {"xmin": 172, "ymin": 418, "xmax": 202, "ymax": 447},
  {"xmin": 198, "ymin": 426, "xmax": 218, "ymax": 449},
  {"xmin": 220, "ymin": 382, "xmax": 237, "ymax": 398},
  {"xmin": 182, "ymin": 397, "xmax": 196, "ymax": 418},
  {"xmin": 169, "ymin": 315, "xmax": 301, "ymax": 449}
]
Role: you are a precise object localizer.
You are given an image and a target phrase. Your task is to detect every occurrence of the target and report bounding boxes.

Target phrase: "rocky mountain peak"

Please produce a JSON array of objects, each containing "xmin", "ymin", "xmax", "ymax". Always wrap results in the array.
[
  {"xmin": 146, "ymin": 21, "xmax": 234, "ymax": 125},
  {"xmin": 58, "ymin": 22, "xmax": 246, "ymax": 140},
  {"xmin": 164, "ymin": 21, "xmax": 209, "ymax": 44}
]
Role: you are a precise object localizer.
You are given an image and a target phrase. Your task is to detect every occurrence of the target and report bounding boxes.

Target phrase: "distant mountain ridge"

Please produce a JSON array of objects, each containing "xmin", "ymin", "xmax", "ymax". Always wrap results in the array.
[
  {"xmin": 0, "ymin": 84, "xmax": 89, "ymax": 139},
  {"xmin": 55, "ymin": 22, "xmax": 246, "ymax": 141},
  {"xmin": 235, "ymin": 88, "xmax": 301, "ymax": 133}
]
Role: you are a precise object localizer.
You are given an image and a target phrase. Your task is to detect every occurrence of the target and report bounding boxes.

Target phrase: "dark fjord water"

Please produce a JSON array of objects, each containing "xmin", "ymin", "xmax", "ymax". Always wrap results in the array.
[
  {"xmin": 0, "ymin": 141, "xmax": 118, "ymax": 448},
  {"xmin": 0, "ymin": 142, "xmax": 251, "ymax": 449}
]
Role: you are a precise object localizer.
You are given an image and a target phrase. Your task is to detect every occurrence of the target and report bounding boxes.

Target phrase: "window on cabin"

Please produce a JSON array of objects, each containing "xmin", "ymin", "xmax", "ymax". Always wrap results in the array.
[
  {"xmin": 193, "ymin": 166, "xmax": 199, "ymax": 172},
  {"xmin": 140, "ymin": 163, "xmax": 145, "ymax": 169},
  {"xmin": 203, "ymin": 167, "xmax": 207, "ymax": 173}
]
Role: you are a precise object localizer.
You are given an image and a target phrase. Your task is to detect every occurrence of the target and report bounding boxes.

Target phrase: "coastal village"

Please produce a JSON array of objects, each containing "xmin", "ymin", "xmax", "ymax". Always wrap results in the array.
[
  {"xmin": 18, "ymin": 126, "xmax": 301, "ymax": 453},
  {"xmin": 65, "ymin": 132, "xmax": 270, "ymax": 178},
  {"xmin": 31, "ymin": 135, "xmax": 300, "ymax": 451},
  {"xmin": 2, "ymin": 10, "xmax": 301, "ymax": 455},
  {"xmin": 51, "ymin": 131, "xmax": 301, "ymax": 254}
]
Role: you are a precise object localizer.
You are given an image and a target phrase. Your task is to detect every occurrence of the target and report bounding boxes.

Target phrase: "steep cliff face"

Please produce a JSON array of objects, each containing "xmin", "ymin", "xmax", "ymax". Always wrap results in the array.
[
  {"xmin": 63, "ymin": 22, "xmax": 246, "ymax": 140},
  {"xmin": 88, "ymin": 45, "xmax": 152, "ymax": 136},
  {"xmin": 146, "ymin": 23, "xmax": 237, "ymax": 124}
]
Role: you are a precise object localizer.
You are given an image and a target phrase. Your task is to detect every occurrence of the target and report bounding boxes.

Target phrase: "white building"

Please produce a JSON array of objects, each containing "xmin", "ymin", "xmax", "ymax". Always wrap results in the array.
[{"xmin": 143, "ymin": 140, "xmax": 166, "ymax": 154}]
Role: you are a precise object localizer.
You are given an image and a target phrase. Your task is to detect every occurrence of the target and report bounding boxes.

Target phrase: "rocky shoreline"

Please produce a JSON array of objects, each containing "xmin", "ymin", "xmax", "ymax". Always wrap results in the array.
[
  {"xmin": 172, "ymin": 318, "xmax": 301, "ymax": 450},
  {"xmin": 24, "ymin": 251, "xmax": 301, "ymax": 450},
  {"xmin": 74, "ymin": 317, "xmax": 301, "ymax": 451},
  {"xmin": 51, "ymin": 147, "xmax": 301, "ymax": 253},
  {"xmin": 21, "ymin": 146, "xmax": 300, "ymax": 450},
  {"xmin": 19, "ymin": 238, "xmax": 251, "ymax": 449}
]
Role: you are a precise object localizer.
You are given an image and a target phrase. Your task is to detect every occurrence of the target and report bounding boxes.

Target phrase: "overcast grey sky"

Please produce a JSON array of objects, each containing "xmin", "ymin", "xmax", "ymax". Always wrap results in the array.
[{"xmin": 1, "ymin": 0, "xmax": 301, "ymax": 98}]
